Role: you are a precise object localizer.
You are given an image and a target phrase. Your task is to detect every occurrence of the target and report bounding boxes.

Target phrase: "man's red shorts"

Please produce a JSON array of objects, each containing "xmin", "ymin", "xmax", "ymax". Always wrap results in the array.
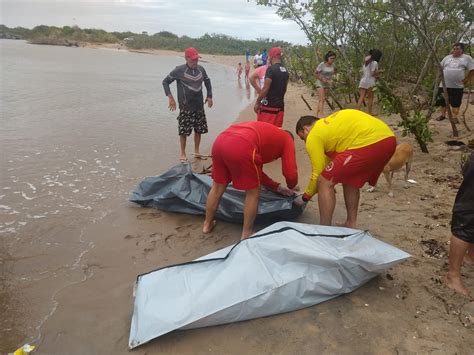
[
  {"xmin": 257, "ymin": 107, "xmax": 284, "ymax": 127},
  {"xmin": 321, "ymin": 136, "xmax": 397, "ymax": 188},
  {"xmin": 211, "ymin": 132, "xmax": 262, "ymax": 190}
]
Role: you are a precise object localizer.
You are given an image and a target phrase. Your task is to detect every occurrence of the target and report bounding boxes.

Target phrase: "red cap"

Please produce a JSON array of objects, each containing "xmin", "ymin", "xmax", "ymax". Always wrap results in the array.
[
  {"xmin": 185, "ymin": 47, "xmax": 200, "ymax": 60},
  {"xmin": 269, "ymin": 47, "xmax": 282, "ymax": 58}
]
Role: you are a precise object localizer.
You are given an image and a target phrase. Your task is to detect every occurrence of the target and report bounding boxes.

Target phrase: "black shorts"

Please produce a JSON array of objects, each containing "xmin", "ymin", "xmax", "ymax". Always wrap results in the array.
[
  {"xmin": 177, "ymin": 110, "xmax": 208, "ymax": 136},
  {"xmin": 436, "ymin": 88, "xmax": 464, "ymax": 108},
  {"xmin": 451, "ymin": 152, "xmax": 474, "ymax": 243}
]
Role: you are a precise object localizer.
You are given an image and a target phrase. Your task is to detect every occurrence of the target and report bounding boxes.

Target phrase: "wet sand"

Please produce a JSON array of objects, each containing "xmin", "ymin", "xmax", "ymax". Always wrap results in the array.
[{"xmin": 3, "ymin": 47, "xmax": 474, "ymax": 354}]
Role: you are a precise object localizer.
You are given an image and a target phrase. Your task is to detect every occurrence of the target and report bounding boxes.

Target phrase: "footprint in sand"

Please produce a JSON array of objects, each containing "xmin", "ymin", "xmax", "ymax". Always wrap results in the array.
[
  {"xmin": 124, "ymin": 234, "xmax": 140, "ymax": 240},
  {"xmin": 175, "ymin": 223, "xmax": 200, "ymax": 232},
  {"xmin": 143, "ymin": 240, "xmax": 157, "ymax": 255},
  {"xmin": 137, "ymin": 211, "xmax": 162, "ymax": 220},
  {"xmin": 165, "ymin": 232, "xmax": 191, "ymax": 247}
]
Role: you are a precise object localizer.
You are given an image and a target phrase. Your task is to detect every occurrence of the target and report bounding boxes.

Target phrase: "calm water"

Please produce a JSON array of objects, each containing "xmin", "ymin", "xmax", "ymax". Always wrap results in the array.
[
  {"xmin": 0, "ymin": 39, "xmax": 253, "ymax": 238},
  {"xmin": 0, "ymin": 39, "xmax": 254, "ymax": 349}
]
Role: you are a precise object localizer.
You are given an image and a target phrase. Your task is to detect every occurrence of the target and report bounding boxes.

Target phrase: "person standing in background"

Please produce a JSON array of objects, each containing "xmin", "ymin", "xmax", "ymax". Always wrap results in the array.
[
  {"xmin": 253, "ymin": 47, "xmax": 289, "ymax": 127},
  {"xmin": 254, "ymin": 51, "xmax": 262, "ymax": 68},
  {"xmin": 249, "ymin": 58, "xmax": 269, "ymax": 93},
  {"xmin": 356, "ymin": 49, "xmax": 382, "ymax": 115},
  {"xmin": 261, "ymin": 49, "xmax": 268, "ymax": 65},
  {"xmin": 236, "ymin": 62, "xmax": 243, "ymax": 80},
  {"xmin": 436, "ymin": 43, "xmax": 474, "ymax": 122},
  {"xmin": 315, "ymin": 51, "xmax": 337, "ymax": 118},
  {"xmin": 162, "ymin": 47, "xmax": 213, "ymax": 163}
]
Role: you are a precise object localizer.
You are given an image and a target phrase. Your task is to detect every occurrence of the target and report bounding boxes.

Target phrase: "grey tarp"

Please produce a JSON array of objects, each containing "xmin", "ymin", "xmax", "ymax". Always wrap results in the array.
[
  {"xmin": 129, "ymin": 221, "xmax": 410, "ymax": 348},
  {"xmin": 129, "ymin": 164, "xmax": 304, "ymax": 223}
]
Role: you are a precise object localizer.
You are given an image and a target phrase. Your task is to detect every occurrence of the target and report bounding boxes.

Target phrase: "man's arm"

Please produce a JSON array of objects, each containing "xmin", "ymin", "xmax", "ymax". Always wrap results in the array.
[
  {"xmin": 254, "ymin": 77, "xmax": 272, "ymax": 113},
  {"xmin": 281, "ymin": 139, "xmax": 298, "ymax": 189},
  {"xmin": 163, "ymin": 68, "xmax": 178, "ymax": 111},
  {"xmin": 257, "ymin": 78, "xmax": 272, "ymax": 101},
  {"xmin": 261, "ymin": 171, "xmax": 280, "ymax": 192},
  {"xmin": 303, "ymin": 135, "xmax": 327, "ymax": 200},
  {"xmin": 162, "ymin": 68, "xmax": 177, "ymax": 97},
  {"xmin": 202, "ymin": 67, "xmax": 213, "ymax": 108},
  {"xmin": 249, "ymin": 70, "xmax": 261, "ymax": 93}
]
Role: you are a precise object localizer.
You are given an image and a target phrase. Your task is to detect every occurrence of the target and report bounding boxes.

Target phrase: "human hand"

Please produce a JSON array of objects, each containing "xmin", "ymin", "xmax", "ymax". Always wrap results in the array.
[
  {"xmin": 168, "ymin": 96, "xmax": 177, "ymax": 111},
  {"xmin": 254, "ymin": 101, "xmax": 260, "ymax": 113},
  {"xmin": 293, "ymin": 194, "xmax": 307, "ymax": 207},
  {"xmin": 205, "ymin": 97, "xmax": 213, "ymax": 108},
  {"xmin": 276, "ymin": 184, "xmax": 296, "ymax": 197}
]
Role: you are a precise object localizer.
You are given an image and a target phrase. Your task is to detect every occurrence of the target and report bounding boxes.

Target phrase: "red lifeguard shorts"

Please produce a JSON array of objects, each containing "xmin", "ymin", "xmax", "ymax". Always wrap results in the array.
[
  {"xmin": 257, "ymin": 107, "xmax": 284, "ymax": 127},
  {"xmin": 211, "ymin": 132, "xmax": 262, "ymax": 190},
  {"xmin": 321, "ymin": 136, "xmax": 397, "ymax": 188}
]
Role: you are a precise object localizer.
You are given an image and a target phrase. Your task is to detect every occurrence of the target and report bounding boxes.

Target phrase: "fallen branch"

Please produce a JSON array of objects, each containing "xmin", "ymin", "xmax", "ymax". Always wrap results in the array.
[
  {"xmin": 328, "ymin": 88, "xmax": 344, "ymax": 110},
  {"xmin": 300, "ymin": 95, "xmax": 313, "ymax": 111},
  {"xmin": 461, "ymin": 90, "xmax": 472, "ymax": 132}
]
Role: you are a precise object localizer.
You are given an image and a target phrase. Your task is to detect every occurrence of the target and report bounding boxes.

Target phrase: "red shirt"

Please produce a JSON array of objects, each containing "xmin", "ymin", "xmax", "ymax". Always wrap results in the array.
[{"xmin": 225, "ymin": 121, "xmax": 298, "ymax": 190}]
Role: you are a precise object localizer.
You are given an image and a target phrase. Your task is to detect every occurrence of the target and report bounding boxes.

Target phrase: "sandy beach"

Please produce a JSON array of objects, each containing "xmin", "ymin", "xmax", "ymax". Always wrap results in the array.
[{"xmin": 3, "ymin": 45, "xmax": 474, "ymax": 354}]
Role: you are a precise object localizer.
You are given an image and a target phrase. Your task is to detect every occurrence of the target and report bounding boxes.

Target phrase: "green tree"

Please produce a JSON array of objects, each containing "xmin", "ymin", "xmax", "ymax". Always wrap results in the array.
[{"xmin": 255, "ymin": 0, "xmax": 473, "ymax": 152}]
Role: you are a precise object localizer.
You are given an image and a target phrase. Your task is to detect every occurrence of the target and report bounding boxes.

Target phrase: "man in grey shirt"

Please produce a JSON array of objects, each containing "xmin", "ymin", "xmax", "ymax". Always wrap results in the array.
[
  {"xmin": 163, "ymin": 47, "xmax": 213, "ymax": 162},
  {"xmin": 436, "ymin": 43, "xmax": 474, "ymax": 122}
]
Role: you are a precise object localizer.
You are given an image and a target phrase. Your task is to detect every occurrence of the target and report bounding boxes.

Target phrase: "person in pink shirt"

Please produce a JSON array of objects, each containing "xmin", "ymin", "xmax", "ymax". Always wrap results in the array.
[{"xmin": 249, "ymin": 63, "xmax": 268, "ymax": 93}]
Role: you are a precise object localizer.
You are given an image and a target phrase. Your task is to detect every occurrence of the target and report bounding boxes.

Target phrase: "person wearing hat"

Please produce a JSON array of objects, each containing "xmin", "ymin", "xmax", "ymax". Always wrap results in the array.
[
  {"xmin": 253, "ymin": 47, "xmax": 289, "ymax": 127},
  {"xmin": 163, "ymin": 47, "xmax": 213, "ymax": 163}
]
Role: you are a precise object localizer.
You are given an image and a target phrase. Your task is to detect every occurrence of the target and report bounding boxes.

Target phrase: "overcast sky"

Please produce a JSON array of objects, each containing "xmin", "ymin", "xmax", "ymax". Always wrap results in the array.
[{"xmin": 0, "ymin": 0, "xmax": 308, "ymax": 44}]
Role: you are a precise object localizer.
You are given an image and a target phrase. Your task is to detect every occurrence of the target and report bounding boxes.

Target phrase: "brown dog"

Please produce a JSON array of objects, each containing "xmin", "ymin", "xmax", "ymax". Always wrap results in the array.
[{"xmin": 367, "ymin": 142, "xmax": 414, "ymax": 197}]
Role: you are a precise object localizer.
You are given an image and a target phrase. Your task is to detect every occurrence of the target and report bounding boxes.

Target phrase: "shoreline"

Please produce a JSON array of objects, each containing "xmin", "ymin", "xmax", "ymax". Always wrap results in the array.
[
  {"xmin": 3, "ymin": 39, "xmax": 474, "ymax": 354},
  {"xmin": 85, "ymin": 42, "xmax": 245, "ymax": 69}
]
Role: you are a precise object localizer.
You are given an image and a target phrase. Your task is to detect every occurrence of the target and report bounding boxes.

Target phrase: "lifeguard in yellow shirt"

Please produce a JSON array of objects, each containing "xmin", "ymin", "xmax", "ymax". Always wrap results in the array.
[{"xmin": 294, "ymin": 109, "xmax": 396, "ymax": 228}]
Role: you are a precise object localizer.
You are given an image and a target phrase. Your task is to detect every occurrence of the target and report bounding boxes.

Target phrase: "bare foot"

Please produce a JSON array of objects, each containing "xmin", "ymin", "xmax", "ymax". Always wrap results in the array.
[
  {"xmin": 240, "ymin": 230, "xmax": 254, "ymax": 240},
  {"xmin": 445, "ymin": 273, "xmax": 471, "ymax": 297},
  {"xmin": 202, "ymin": 220, "xmax": 216, "ymax": 234},
  {"xmin": 179, "ymin": 155, "xmax": 188, "ymax": 163},
  {"xmin": 336, "ymin": 221, "xmax": 357, "ymax": 229}
]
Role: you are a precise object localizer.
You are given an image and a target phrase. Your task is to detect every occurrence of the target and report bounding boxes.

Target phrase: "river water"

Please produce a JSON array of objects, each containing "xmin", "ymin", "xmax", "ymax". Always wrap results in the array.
[{"xmin": 0, "ymin": 39, "xmax": 254, "ymax": 351}]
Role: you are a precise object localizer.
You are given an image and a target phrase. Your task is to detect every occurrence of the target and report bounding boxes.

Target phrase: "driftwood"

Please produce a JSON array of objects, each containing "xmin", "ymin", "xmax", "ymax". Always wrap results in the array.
[
  {"xmin": 461, "ymin": 90, "xmax": 472, "ymax": 132},
  {"xmin": 328, "ymin": 88, "xmax": 344, "ymax": 110},
  {"xmin": 300, "ymin": 95, "xmax": 313, "ymax": 111},
  {"xmin": 191, "ymin": 153, "xmax": 211, "ymax": 159},
  {"xmin": 201, "ymin": 164, "xmax": 212, "ymax": 175}
]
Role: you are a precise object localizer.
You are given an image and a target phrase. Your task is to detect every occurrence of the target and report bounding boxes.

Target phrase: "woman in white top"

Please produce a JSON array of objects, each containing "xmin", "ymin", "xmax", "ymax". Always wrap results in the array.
[
  {"xmin": 315, "ymin": 51, "xmax": 336, "ymax": 118},
  {"xmin": 356, "ymin": 49, "xmax": 382, "ymax": 115}
]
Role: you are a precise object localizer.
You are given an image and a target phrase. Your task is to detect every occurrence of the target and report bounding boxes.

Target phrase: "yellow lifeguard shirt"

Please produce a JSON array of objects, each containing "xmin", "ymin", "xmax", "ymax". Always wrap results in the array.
[{"xmin": 304, "ymin": 109, "xmax": 394, "ymax": 197}]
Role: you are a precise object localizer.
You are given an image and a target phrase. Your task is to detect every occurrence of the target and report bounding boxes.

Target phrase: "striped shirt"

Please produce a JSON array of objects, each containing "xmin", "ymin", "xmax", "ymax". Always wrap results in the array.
[{"xmin": 163, "ymin": 64, "xmax": 212, "ymax": 112}]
